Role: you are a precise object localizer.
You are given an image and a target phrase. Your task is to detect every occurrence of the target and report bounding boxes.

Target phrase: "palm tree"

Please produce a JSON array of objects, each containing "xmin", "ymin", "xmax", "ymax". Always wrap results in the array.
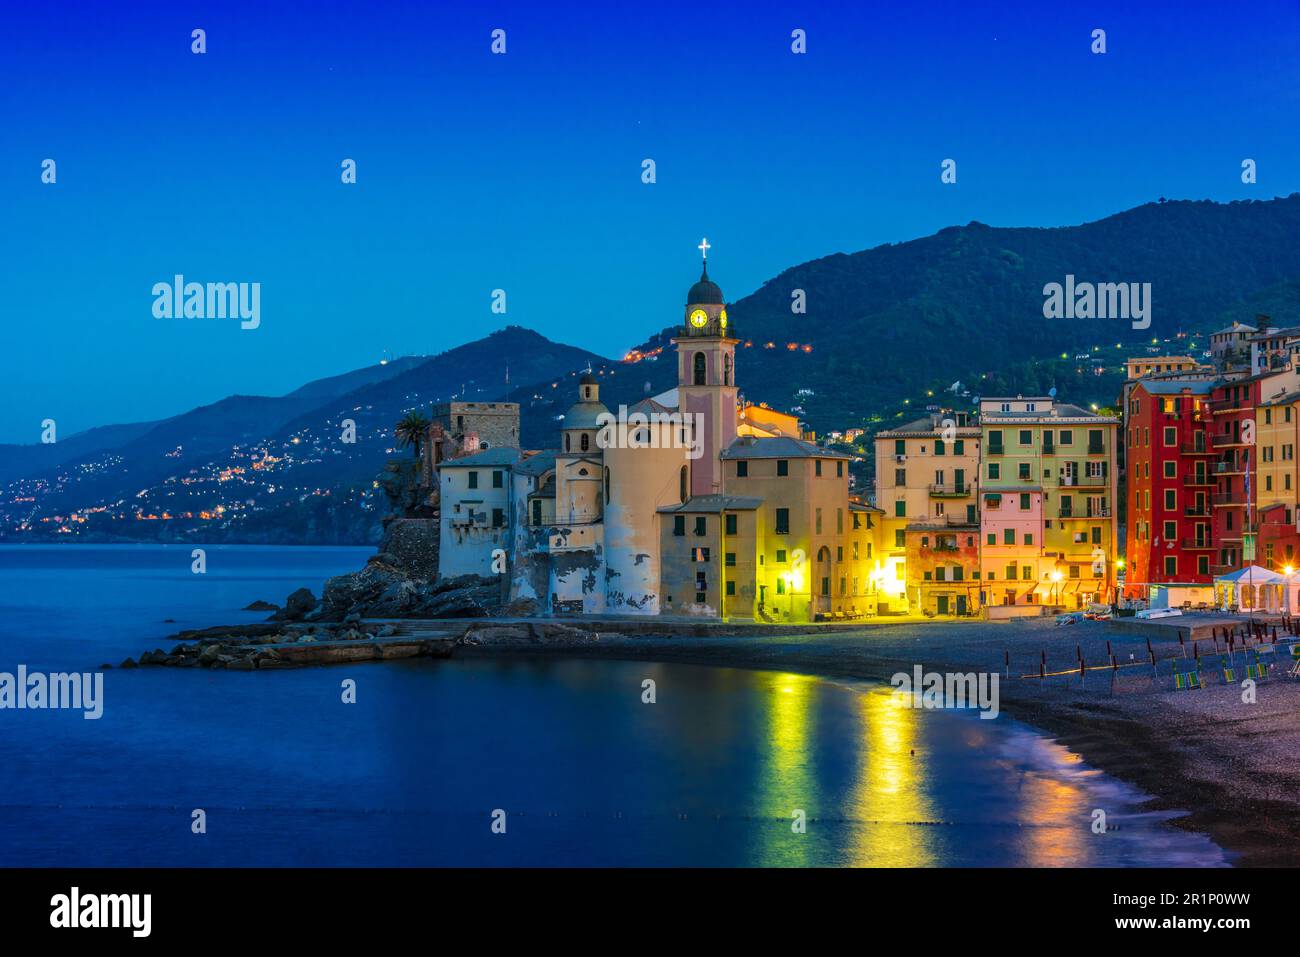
[{"xmin": 394, "ymin": 411, "xmax": 430, "ymax": 458}]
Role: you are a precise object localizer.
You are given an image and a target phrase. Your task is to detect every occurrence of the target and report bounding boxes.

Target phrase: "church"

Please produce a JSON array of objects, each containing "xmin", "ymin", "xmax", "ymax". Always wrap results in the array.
[{"xmin": 437, "ymin": 245, "xmax": 888, "ymax": 622}]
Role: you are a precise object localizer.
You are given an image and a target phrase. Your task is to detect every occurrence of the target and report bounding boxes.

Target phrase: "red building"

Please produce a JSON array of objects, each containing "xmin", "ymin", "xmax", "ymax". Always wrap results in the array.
[
  {"xmin": 1124, "ymin": 379, "xmax": 1215, "ymax": 596},
  {"xmin": 1208, "ymin": 375, "xmax": 1264, "ymax": 575}
]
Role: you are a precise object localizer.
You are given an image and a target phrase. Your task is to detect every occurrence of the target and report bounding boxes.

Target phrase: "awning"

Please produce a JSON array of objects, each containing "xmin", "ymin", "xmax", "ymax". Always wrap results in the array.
[{"xmin": 984, "ymin": 493, "xmax": 1002, "ymax": 502}]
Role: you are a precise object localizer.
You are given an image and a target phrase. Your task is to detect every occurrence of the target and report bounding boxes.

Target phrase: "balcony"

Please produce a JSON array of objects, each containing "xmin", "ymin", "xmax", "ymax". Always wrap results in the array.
[
  {"xmin": 1180, "ymin": 441, "xmax": 1212, "ymax": 455},
  {"xmin": 1183, "ymin": 472, "xmax": 1214, "ymax": 486},
  {"xmin": 1041, "ymin": 442, "xmax": 1056, "ymax": 456},
  {"xmin": 987, "ymin": 444, "xmax": 1005, "ymax": 456},
  {"xmin": 1212, "ymin": 433, "xmax": 1248, "ymax": 448},
  {"xmin": 927, "ymin": 484, "xmax": 971, "ymax": 497},
  {"xmin": 1184, "ymin": 505, "xmax": 1211, "ymax": 517},
  {"xmin": 1209, "ymin": 398, "xmax": 1252, "ymax": 414},
  {"xmin": 1180, "ymin": 538, "xmax": 1214, "ymax": 549},
  {"xmin": 1213, "ymin": 461, "xmax": 1243, "ymax": 475},
  {"xmin": 1086, "ymin": 443, "xmax": 1106, "ymax": 455},
  {"xmin": 1058, "ymin": 506, "xmax": 1111, "ymax": 520},
  {"xmin": 1211, "ymin": 494, "xmax": 1244, "ymax": 507}
]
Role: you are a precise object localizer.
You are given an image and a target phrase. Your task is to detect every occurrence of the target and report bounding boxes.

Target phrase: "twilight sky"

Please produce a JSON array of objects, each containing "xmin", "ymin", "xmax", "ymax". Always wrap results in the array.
[{"xmin": 1, "ymin": 0, "xmax": 1298, "ymax": 443}]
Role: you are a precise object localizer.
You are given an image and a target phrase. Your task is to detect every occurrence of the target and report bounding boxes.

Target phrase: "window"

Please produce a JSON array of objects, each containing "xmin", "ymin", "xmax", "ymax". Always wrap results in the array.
[
  {"xmin": 1198, "ymin": 556, "xmax": 1209, "ymax": 576},
  {"xmin": 491, "ymin": 508, "xmax": 504, "ymax": 528},
  {"xmin": 837, "ymin": 461, "xmax": 844, "ymax": 477},
  {"xmin": 1020, "ymin": 493, "xmax": 1030, "ymax": 510},
  {"xmin": 1069, "ymin": 565, "xmax": 1081, "ymax": 579},
  {"xmin": 1004, "ymin": 565, "xmax": 1016, "ymax": 581},
  {"xmin": 815, "ymin": 459, "xmax": 823, "ymax": 477},
  {"xmin": 1164, "ymin": 489, "xmax": 1176, "ymax": 510},
  {"xmin": 492, "ymin": 470, "xmax": 504, "ymax": 488},
  {"xmin": 895, "ymin": 500, "xmax": 906, "ymax": 518},
  {"xmin": 815, "ymin": 508, "xmax": 823, "ymax": 534},
  {"xmin": 532, "ymin": 500, "xmax": 542, "ymax": 526},
  {"xmin": 580, "ymin": 433, "xmax": 590, "ymax": 452},
  {"xmin": 988, "ymin": 430, "xmax": 1004, "ymax": 452},
  {"xmin": 1059, "ymin": 430, "xmax": 1073, "ymax": 446},
  {"xmin": 1019, "ymin": 430, "xmax": 1033, "ymax": 446},
  {"xmin": 736, "ymin": 460, "xmax": 748, "ymax": 477},
  {"xmin": 1163, "ymin": 427, "xmax": 1177, "ymax": 447},
  {"xmin": 895, "ymin": 439, "xmax": 906, "ymax": 456},
  {"xmin": 776, "ymin": 579, "xmax": 785, "ymax": 595},
  {"xmin": 1003, "ymin": 527, "xmax": 1015, "ymax": 545},
  {"xmin": 1018, "ymin": 462, "xmax": 1030, "ymax": 480},
  {"xmin": 1022, "ymin": 566, "xmax": 1033, "ymax": 580},
  {"xmin": 987, "ymin": 533, "xmax": 995, "ymax": 545},
  {"xmin": 935, "ymin": 439, "xmax": 946, "ymax": 456},
  {"xmin": 895, "ymin": 530, "xmax": 905, "ymax": 547},
  {"xmin": 694, "ymin": 516, "xmax": 707, "ymax": 537},
  {"xmin": 725, "ymin": 552, "xmax": 736, "ymax": 567},
  {"xmin": 775, "ymin": 508, "xmax": 790, "ymax": 534},
  {"xmin": 954, "ymin": 439, "xmax": 965, "ymax": 455},
  {"xmin": 725, "ymin": 580, "xmax": 735, "ymax": 596},
  {"xmin": 467, "ymin": 471, "xmax": 479, "ymax": 489},
  {"xmin": 725, "ymin": 513, "xmax": 737, "ymax": 535},
  {"xmin": 988, "ymin": 463, "xmax": 1000, "ymax": 480},
  {"xmin": 692, "ymin": 547, "xmax": 710, "ymax": 562},
  {"xmin": 1163, "ymin": 520, "xmax": 1177, "ymax": 540},
  {"xmin": 1163, "ymin": 461, "xmax": 1175, "ymax": 478},
  {"xmin": 679, "ymin": 466, "xmax": 688, "ymax": 502},
  {"xmin": 777, "ymin": 460, "xmax": 789, "ymax": 476},
  {"xmin": 693, "ymin": 352, "xmax": 706, "ymax": 385},
  {"xmin": 776, "ymin": 549, "xmax": 787, "ymax": 563},
  {"xmin": 673, "ymin": 516, "xmax": 685, "ymax": 536}
]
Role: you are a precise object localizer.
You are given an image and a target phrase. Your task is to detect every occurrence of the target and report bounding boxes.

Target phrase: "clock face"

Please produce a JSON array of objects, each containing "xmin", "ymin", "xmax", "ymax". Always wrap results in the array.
[
  {"xmin": 719, "ymin": 309, "xmax": 728, "ymax": 330},
  {"xmin": 689, "ymin": 309, "xmax": 708, "ymax": 328}
]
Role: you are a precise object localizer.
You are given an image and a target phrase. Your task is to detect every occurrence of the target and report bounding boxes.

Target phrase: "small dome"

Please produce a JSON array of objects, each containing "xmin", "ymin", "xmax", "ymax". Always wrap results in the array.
[
  {"xmin": 687, "ymin": 264, "xmax": 724, "ymax": 305},
  {"xmin": 564, "ymin": 398, "xmax": 610, "ymax": 431},
  {"xmin": 579, "ymin": 371, "xmax": 598, "ymax": 385}
]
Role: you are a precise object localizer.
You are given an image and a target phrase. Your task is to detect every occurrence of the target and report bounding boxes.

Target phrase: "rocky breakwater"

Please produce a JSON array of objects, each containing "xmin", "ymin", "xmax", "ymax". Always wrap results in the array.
[{"xmin": 117, "ymin": 620, "xmax": 457, "ymax": 671}]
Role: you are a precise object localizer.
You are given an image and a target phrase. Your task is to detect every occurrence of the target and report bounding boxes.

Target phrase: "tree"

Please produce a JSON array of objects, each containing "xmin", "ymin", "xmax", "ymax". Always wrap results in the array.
[{"xmin": 394, "ymin": 411, "xmax": 431, "ymax": 458}]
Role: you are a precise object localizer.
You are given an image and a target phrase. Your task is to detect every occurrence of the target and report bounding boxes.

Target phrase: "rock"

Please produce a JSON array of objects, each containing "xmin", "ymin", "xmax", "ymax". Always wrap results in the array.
[
  {"xmin": 274, "ymin": 588, "xmax": 319, "ymax": 621},
  {"xmin": 99, "ymin": 663, "xmax": 113, "ymax": 670},
  {"xmin": 120, "ymin": 658, "xmax": 137, "ymax": 669},
  {"xmin": 243, "ymin": 600, "xmax": 280, "ymax": 612},
  {"xmin": 503, "ymin": 596, "xmax": 540, "ymax": 617},
  {"xmin": 378, "ymin": 623, "xmax": 397, "ymax": 637},
  {"xmin": 227, "ymin": 659, "xmax": 255, "ymax": 671},
  {"xmin": 343, "ymin": 612, "xmax": 361, "ymax": 624},
  {"xmin": 199, "ymin": 644, "xmax": 224, "ymax": 663}
]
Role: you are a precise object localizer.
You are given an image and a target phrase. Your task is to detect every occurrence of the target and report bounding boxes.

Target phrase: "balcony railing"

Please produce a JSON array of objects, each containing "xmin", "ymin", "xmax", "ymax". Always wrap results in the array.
[
  {"xmin": 1213, "ymin": 461, "xmax": 1243, "ymax": 474},
  {"xmin": 1181, "ymin": 538, "xmax": 1214, "ymax": 549},
  {"xmin": 1212, "ymin": 433, "xmax": 1247, "ymax": 448},
  {"xmin": 1058, "ymin": 506, "xmax": 1111, "ymax": 519},
  {"xmin": 1208, "ymin": 398, "xmax": 1252, "ymax": 413},
  {"xmin": 1086, "ymin": 443, "xmax": 1106, "ymax": 455},
  {"xmin": 987, "ymin": 444, "xmax": 1005, "ymax": 456},
  {"xmin": 1211, "ymin": 494, "xmax": 1244, "ymax": 506},
  {"xmin": 1180, "ymin": 443, "xmax": 1212, "ymax": 455},
  {"xmin": 1183, "ymin": 472, "xmax": 1214, "ymax": 486},
  {"xmin": 1041, "ymin": 442, "xmax": 1056, "ymax": 456},
  {"xmin": 927, "ymin": 484, "xmax": 971, "ymax": 497},
  {"xmin": 1184, "ymin": 505, "xmax": 1211, "ymax": 517}
]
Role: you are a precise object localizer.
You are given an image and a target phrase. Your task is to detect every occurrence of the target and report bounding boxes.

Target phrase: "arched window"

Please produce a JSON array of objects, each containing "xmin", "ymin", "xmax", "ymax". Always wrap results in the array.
[
  {"xmin": 724, "ymin": 353, "xmax": 732, "ymax": 385},
  {"xmin": 693, "ymin": 352, "xmax": 707, "ymax": 386},
  {"xmin": 565, "ymin": 433, "xmax": 571, "ymax": 452},
  {"xmin": 679, "ymin": 465, "xmax": 688, "ymax": 502},
  {"xmin": 581, "ymin": 433, "xmax": 590, "ymax": 452}
]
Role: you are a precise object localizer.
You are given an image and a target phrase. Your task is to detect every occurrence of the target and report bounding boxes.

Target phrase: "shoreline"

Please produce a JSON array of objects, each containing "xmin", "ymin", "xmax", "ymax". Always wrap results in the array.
[{"xmin": 449, "ymin": 618, "xmax": 1300, "ymax": 867}]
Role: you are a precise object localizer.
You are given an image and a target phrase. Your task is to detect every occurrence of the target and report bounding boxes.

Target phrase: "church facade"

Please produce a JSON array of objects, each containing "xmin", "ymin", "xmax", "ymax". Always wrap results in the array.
[{"xmin": 438, "ymin": 251, "xmax": 889, "ymax": 622}]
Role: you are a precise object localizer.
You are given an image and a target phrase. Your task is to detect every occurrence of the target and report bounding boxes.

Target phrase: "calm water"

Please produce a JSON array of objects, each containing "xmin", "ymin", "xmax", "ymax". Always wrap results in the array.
[{"xmin": 0, "ymin": 545, "xmax": 1227, "ymax": 866}]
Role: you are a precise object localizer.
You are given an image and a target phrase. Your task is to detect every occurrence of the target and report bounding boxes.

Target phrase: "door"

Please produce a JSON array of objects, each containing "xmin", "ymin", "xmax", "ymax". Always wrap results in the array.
[
  {"xmin": 956, "ymin": 596, "xmax": 967, "ymax": 616},
  {"xmin": 937, "ymin": 595, "xmax": 950, "ymax": 615}
]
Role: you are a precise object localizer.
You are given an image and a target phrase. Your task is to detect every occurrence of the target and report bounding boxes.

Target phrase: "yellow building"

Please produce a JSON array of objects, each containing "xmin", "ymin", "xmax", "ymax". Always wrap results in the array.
[
  {"xmin": 1255, "ymin": 392, "xmax": 1300, "ymax": 571},
  {"xmin": 873, "ymin": 411, "xmax": 982, "ymax": 614},
  {"xmin": 979, "ymin": 396, "xmax": 1119, "ymax": 612}
]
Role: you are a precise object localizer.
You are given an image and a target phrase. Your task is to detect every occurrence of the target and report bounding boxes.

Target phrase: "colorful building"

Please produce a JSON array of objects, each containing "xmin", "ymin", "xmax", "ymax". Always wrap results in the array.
[{"xmin": 979, "ymin": 396, "xmax": 1119, "ymax": 612}]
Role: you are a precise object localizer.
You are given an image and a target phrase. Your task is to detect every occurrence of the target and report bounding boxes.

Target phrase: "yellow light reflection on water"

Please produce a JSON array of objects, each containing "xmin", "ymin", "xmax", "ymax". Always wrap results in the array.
[
  {"xmin": 753, "ymin": 673, "xmax": 817, "ymax": 866},
  {"xmin": 845, "ymin": 688, "xmax": 938, "ymax": 867}
]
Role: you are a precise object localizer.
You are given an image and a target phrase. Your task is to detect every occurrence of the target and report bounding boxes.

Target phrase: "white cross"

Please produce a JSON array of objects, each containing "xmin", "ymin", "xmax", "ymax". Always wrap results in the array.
[{"xmin": 698, "ymin": 237, "xmax": 710, "ymax": 260}]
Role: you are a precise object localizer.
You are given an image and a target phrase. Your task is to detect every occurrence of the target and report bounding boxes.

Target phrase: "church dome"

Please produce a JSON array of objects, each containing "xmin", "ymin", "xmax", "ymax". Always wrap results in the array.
[
  {"xmin": 687, "ymin": 264, "xmax": 724, "ymax": 305},
  {"xmin": 579, "ymin": 371, "xmax": 598, "ymax": 385},
  {"xmin": 564, "ymin": 397, "xmax": 610, "ymax": 431}
]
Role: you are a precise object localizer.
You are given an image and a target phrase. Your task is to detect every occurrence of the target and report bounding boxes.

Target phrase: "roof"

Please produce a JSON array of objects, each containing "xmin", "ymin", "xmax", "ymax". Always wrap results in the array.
[
  {"xmin": 514, "ymin": 450, "xmax": 558, "ymax": 476},
  {"xmin": 877, "ymin": 414, "xmax": 980, "ymax": 436},
  {"xmin": 628, "ymin": 395, "xmax": 676, "ymax": 416},
  {"xmin": 981, "ymin": 403, "xmax": 1118, "ymax": 423},
  {"xmin": 532, "ymin": 477, "xmax": 556, "ymax": 499},
  {"xmin": 1135, "ymin": 379, "xmax": 1215, "ymax": 396},
  {"xmin": 1211, "ymin": 322, "xmax": 1257, "ymax": 336},
  {"xmin": 439, "ymin": 447, "xmax": 521, "ymax": 468},
  {"xmin": 721, "ymin": 436, "xmax": 851, "ymax": 460},
  {"xmin": 686, "ymin": 264, "xmax": 724, "ymax": 305},
  {"xmin": 850, "ymin": 502, "xmax": 883, "ymax": 513},
  {"xmin": 562, "ymin": 398, "xmax": 611, "ymax": 430},
  {"xmin": 657, "ymin": 494, "xmax": 764, "ymax": 514},
  {"xmin": 1215, "ymin": 564, "xmax": 1285, "ymax": 584}
]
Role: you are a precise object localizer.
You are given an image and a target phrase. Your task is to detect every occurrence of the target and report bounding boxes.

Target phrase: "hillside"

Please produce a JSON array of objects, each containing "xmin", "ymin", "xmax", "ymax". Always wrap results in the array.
[{"xmin": 7, "ymin": 195, "xmax": 1300, "ymax": 545}]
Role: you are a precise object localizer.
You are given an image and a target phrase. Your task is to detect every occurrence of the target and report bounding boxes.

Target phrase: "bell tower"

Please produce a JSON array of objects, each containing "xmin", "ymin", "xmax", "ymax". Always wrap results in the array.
[{"xmin": 672, "ymin": 238, "xmax": 738, "ymax": 498}]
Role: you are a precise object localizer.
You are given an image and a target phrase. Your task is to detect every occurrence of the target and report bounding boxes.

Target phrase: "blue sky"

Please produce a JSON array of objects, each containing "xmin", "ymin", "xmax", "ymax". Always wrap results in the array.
[{"xmin": 2, "ymin": 0, "xmax": 1298, "ymax": 442}]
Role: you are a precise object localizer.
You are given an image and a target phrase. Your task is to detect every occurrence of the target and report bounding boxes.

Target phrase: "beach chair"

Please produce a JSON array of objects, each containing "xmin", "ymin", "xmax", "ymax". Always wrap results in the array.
[
  {"xmin": 1173, "ymin": 663, "xmax": 1203, "ymax": 690},
  {"xmin": 1289, "ymin": 643, "xmax": 1300, "ymax": 679},
  {"xmin": 1220, "ymin": 655, "xmax": 1236, "ymax": 684}
]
